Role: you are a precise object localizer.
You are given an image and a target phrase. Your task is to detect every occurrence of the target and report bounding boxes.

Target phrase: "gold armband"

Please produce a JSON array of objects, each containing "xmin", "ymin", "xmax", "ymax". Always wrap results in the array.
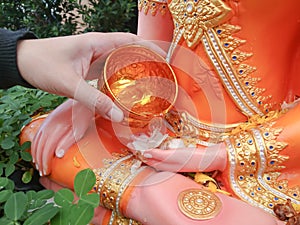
[
  {"xmin": 108, "ymin": 211, "xmax": 142, "ymax": 225},
  {"xmin": 138, "ymin": 0, "xmax": 168, "ymax": 16},
  {"xmin": 93, "ymin": 154, "xmax": 146, "ymax": 216},
  {"xmin": 225, "ymin": 122, "xmax": 300, "ymax": 215}
]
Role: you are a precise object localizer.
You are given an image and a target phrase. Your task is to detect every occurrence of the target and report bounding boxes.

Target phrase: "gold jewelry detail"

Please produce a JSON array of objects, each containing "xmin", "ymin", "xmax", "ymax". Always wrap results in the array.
[
  {"xmin": 214, "ymin": 24, "xmax": 273, "ymax": 114},
  {"xmin": 167, "ymin": 0, "xmax": 275, "ymax": 116},
  {"xmin": 109, "ymin": 210, "xmax": 142, "ymax": 225},
  {"xmin": 165, "ymin": 110, "xmax": 239, "ymax": 145},
  {"xmin": 225, "ymin": 117, "xmax": 300, "ymax": 214},
  {"xmin": 138, "ymin": 0, "xmax": 168, "ymax": 16},
  {"xmin": 93, "ymin": 154, "xmax": 145, "ymax": 215},
  {"xmin": 168, "ymin": 0, "xmax": 232, "ymax": 49},
  {"xmin": 178, "ymin": 188, "xmax": 222, "ymax": 220},
  {"xmin": 230, "ymin": 110, "xmax": 285, "ymax": 135}
]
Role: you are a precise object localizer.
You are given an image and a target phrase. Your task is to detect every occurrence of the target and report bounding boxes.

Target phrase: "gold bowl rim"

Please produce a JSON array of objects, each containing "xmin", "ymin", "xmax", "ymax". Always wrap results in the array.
[{"xmin": 103, "ymin": 44, "xmax": 178, "ymax": 119}]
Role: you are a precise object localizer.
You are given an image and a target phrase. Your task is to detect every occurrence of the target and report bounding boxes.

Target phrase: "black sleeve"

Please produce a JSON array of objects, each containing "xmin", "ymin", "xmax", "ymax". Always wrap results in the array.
[{"xmin": 0, "ymin": 28, "xmax": 37, "ymax": 89}]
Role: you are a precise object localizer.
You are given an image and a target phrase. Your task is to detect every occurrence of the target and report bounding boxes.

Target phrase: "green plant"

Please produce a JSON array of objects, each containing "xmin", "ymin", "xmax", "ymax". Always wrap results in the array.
[
  {"xmin": 79, "ymin": 0, "xmax": 137, "ymax": 33},
  {"xmin": 0, "ymin": 86, "xmax": 66, "ymax": 180},
  {"xmin": 0, "ymin": 169, "xmax": 99, "ymax": 224},
  {"xmin": 0, "ymin": 0, "xmax": 138, "ymax": 37},
  {"xmin": 0, "ymin": 0, "xmax": 81, "ymax": 38}
]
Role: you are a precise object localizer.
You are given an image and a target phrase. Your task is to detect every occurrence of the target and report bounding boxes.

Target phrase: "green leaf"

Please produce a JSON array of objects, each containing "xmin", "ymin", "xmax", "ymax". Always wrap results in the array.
[
  {"xmin": 26, "ymin": 190, "xmax": 37, "ymax": 202},
  {"xmin": 4, "ymin": 192, "xmax": 27, "ymax": 220},
  {"xmin": 36, "ymin": 189, "xmax": 54, "ymax": 200},
  {"xmin": 27, "ymin": 199, "xmax": 47, "ymax": 212},
  {"xmin": 70, "ymin": 204, "xmax": 94, "ymax": 225},
  {"xmin": 24, "ymin": 203, "xmax": 59, "ymax": 225},
  {"xmin": 22, "ymin": 170, "xmax": 33, "ymax": 184},
  {"xmin": 0, "ymin": 217, "xmax": 14, "ymax": 225},
  {"xmin": 74, "ymin": 169, "xmax": 96, "ymax": 198},
  {"xmin": 78, "ymin": 193, "xmax": 99, "ymax": 208},
  {"xmin": 0, "ymin": 177, "xmax": 9, "ymax": 189},
  {"xmin": 8, "ymin": 151, "xmax": 19, "ymax": 164},
  {"xmin": 20, "ymin": 141, "xmax": 31, "ymax": 151},
  {"xmin": 50, "ymin": 207, "xmax": 71, "ymax": 225},
  {"xmin": 5, "ymin": 164, "xmax": 15, "ymax": 177},
  {"xmin": 5, "ymin": 179, "xmax": 15, "ymax": 191},
  {"xmin": 1, "ymin": 137, "xmax": 15, "ymax": 149},
  {"xmin": 0, "ymin": 190, "xmax": 13, "ymax": 203},
  {"xmin": 20, "ymin": 151, "xmax": 32, "ymax": 162},
  {"xmin": 54, "ymin": 188, "xmax": 74, "ymax": 207}
]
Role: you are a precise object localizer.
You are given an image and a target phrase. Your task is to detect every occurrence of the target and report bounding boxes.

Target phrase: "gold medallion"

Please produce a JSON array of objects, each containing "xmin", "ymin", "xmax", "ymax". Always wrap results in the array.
[{"xmin": 178, "ymin": 188, "xmax": 222, "ymax": 220}]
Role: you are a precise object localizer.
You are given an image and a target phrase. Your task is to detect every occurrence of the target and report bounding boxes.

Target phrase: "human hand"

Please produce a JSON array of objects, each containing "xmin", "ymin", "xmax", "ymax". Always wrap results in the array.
[
  {"xmin": 16, "ymin": 32, "xmax": 162, "ymax": 116},
  {"xmin": 134, "ymin": 143, "xmax": 227, "ymax": 173}
]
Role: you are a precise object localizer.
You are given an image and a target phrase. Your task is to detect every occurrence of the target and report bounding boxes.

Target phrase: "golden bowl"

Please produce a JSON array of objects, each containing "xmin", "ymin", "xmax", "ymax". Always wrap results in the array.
[{"xmin": 103, "ymin": 45, "xmax": 178, "ymax": 126}]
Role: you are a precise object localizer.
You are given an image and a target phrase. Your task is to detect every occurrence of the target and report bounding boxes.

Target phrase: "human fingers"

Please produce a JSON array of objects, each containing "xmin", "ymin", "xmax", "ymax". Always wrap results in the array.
[
  {"xmin": 73, "ymin": 79, "xmax": 124, "ymax": 122},
  {"xmin": 87, "ymin": 32, "xmax": 166, "ymax": 60},
  {"xmin": 85, "ymin": 33, "xmax": 167, "ymax": 81}
]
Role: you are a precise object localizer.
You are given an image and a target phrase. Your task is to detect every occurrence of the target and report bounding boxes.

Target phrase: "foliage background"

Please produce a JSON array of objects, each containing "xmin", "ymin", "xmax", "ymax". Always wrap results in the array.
[{"xmin": 0, "ymin": 0, "xmax": 137, "ymax": 224}]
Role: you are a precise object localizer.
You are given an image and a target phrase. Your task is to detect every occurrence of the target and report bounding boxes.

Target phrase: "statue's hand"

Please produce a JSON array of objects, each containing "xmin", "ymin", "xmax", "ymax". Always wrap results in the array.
[
  {"xmin": 31, "ymin": 99, "xmax": 93, "ymax": 176},
  {"xmin": 135, "ymin": 143, "xmax": 227, "ymax": 173}
]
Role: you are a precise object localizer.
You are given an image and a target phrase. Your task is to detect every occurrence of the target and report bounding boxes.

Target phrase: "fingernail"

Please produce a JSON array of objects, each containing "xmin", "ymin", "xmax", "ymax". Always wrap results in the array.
[
  {"xmin": 144, "ymin": 153, "xmax": 153, "ymax": 159},
  {"xmin": 43, "ymin": 169, "xmax": 47, "ymax": 175},
  {"xmin": 35, "ymin": 164, "xmax": 39, "ymax": 170},
  {"xmin": 39, "ymin": 171, "xmax": 43, "ymax": 177},
  {"xmin": 106, "ymin": 105, "xmax": 124, "ymax": 122},
  {"xmin": 56, "ymin": 149, "xmax": 65, "ymax": 158}
]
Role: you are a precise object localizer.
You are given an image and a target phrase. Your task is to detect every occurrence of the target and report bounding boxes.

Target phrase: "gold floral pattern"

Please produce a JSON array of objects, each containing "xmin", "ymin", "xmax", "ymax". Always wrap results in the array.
[
  {"xmin": 168, "ymin": 0, "xmax": 232, "ymax": 48},
  {"xmin": 165, "ymin": 110, "xmax": 238, "ymax": 146},
  {"xmin": 226, "ymin": 120, "xmax": 300, "ymax": 214}
]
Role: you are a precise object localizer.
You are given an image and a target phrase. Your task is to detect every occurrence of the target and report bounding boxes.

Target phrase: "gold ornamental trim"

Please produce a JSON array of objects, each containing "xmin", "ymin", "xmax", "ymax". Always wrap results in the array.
[
  {"xmin": 168, "ymin": 0, "xmax": 232, "ymax": 49},
  {"xmin": 224, "ymin": 114, "xmax": 300, "ymax": 214},
  {"xmin": 167, "ymin": 0, "xmax": 275, "ymax": 117},
  {"xmin": 177, "ymin": 188, "xmax": 222, "ymax": 220},
  {"xmin": 138, "ymin": 0, "xmax": 168, "ymax": 16}
]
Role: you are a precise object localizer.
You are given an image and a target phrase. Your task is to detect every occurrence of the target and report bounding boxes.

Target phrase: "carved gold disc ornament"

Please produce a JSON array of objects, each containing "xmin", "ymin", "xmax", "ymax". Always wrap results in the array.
[{"xmin": 178, "ymin": 188, "xmax": 222, "ymax": 220}]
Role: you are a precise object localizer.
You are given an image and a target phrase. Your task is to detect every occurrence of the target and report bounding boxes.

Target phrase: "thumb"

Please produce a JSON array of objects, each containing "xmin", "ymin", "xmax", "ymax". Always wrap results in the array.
[{"xmin": 74, "ymin": 79, "xmax": 124, "ymax": 122}]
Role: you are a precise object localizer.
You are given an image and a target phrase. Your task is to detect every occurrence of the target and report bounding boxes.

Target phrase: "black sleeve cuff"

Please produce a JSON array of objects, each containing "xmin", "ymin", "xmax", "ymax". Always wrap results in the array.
[{"xmin": 0, "ymin": 28, "xmax": 37, "ymax": 89}]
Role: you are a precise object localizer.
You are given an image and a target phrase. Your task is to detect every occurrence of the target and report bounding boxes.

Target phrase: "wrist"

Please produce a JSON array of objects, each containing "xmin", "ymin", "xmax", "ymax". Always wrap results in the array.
[
  {"xmin": 119, "ymin": 167, "xmax": 156, "ymax": 218},
  {"xmin": 0, "ymin": 28, "xmax": 36, "ymax": 89},
  {"xmin": 93, "ymin": 154, "xmax": 150, "ymax": 218}
]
